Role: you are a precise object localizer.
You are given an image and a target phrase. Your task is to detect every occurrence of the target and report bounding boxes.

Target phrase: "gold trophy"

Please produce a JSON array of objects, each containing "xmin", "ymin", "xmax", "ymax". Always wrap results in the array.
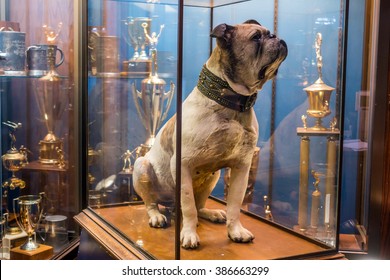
[
  {"xmin": 2, "ymin": 121, "xmax": 28, "ymax": 235},
  {"xmin": 2, "ymin": 121, "xmax": 27, "ymax": 190},
  {"xmin": 132, "ymin": 22, "xmax": 175, "ymax": 156},
  {"xmin": 88, "ymin": 26, "xmax": 106, "ymax": 75},
  {"xmin": 122, "ymin": 17, "xmax": 152, "ymax": 74},
  {"xmin": 13, "ymin": 193, "xmax": 44, "ymax": 251},
  {"xmin": 303, "ymin": 33, "xmax": 335, "ymax": 130},
  {"xmin": 33, "ymin": 25, "xmax": 67, "ymax": 165},
  {"xmin": 34, "ymin": 73, "xmax": 67, "ymax": 164}
]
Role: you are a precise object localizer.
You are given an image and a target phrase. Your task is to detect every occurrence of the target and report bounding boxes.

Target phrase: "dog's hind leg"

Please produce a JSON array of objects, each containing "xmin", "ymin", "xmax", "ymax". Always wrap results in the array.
[
  {"xmin": 195, "ymin": 171, "xmax": 227, "ymax": 223},
  {"xmin": 133, "ymin": 157, "xmax": 167, "ymax": 228}
]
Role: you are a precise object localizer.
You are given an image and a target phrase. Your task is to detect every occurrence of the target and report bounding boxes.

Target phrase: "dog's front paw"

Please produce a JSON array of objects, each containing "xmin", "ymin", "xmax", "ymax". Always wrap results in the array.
[
  {"xmin": 227, "ymin": 223, "xmax": 254, "ymax": 243},
  {"xmin": 148, "ymin": 212, "xmax": 167, "ymax": 228},
  {"xmin": 199, "ymin": 208, "xmax": 226, "ymax": 223},
  {"xmin": 180, "ymin": 228, "xmax": 200, "ymax": 249}
]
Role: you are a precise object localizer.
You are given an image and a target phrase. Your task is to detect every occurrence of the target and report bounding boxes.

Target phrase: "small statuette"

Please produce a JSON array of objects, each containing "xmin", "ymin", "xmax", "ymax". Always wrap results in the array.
[
  {"xmin": 56, "ymin": 147, "xmax": 66, "ymax": 169},
  {"xmin": 19, "ymin": 145, "xmax": 31, "ymax": 165},
  {"xmin": 301, "ymin": 115, "xmax": 307, "ymax": 129},
  {"xmin": 330, "ymin": 117, "xmax": 337, "ymax": 131},
  {"xmin": 121, "ymin": 149, "xmax": 136, "ymax": 173},
  {"xmin": 315, "ymin": 33, "xmax": 323, "ymax": 79}
]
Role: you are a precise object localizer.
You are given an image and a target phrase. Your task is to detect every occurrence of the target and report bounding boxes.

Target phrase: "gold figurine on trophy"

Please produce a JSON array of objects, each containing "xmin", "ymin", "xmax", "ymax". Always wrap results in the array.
[
  {"xmin": 303, "ymin": 33, "xmax": 335, "ymax": 130},
  {"xmin": 43, "ymin": 22, "xmax": 63, "ymax": 45}
]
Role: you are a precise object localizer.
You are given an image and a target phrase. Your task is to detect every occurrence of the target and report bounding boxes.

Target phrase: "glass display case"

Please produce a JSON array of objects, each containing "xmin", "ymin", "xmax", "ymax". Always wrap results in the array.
[
  {"xmin": 0, "ymin": 0, "xmax": 386, "ymax": 261},
  {"xmin": 0, "ymin": 0, "xmax": 82, "ymax": 259},
  {"xmin": 76, "ymin": 0, "xmax": 366, "ymax": 260}
]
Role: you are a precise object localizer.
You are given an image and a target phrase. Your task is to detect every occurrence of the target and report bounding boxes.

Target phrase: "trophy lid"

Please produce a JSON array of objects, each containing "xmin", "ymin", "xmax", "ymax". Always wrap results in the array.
[
  {"xmin": 303, "ymin": 77, "xmax": 335, "ymax": 92},
  {"xmin": 43, "ymin": 132, "xmax": 60, "ymax": 142},
  {"xmin": 2, "ymin": 148, "xmax": 25, "ymax": 161}
]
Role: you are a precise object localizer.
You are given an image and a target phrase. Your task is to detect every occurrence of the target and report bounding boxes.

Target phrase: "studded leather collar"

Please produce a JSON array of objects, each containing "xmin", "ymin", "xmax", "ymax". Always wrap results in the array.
[{"xmin": 197, "ymin": 65, "xmax": 257, "ymax": 112}]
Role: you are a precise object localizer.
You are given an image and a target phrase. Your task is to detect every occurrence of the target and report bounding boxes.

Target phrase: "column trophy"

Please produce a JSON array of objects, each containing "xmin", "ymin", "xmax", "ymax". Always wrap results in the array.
[
  {"xmin": 297, "ymin": 33, "xmax": 339, "ymax": 236},
  {"xmin": 132, "ymin": 22, "xmax": 175, "ymax": 157},
  {"xmin": 33, "ymin": 23, "xmax": 67, "ymax": 165}
]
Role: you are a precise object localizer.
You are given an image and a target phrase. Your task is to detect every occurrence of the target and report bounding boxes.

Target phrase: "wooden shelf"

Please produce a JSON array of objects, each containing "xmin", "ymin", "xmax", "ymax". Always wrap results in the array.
[{"xmin": 75, "ymin": 199, "xmax": 341, "ymax": 260}]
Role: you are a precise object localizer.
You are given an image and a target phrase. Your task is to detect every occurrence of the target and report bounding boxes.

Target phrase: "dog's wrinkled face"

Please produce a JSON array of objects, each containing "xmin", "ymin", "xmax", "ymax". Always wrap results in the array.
[{"xmin": 211, "ymin": 19, "xmax": 288, "ymax": 95}]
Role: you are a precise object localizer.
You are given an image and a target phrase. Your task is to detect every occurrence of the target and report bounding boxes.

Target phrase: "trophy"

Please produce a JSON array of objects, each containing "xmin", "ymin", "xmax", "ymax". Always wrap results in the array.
[
  {"xmin": 13, "ymin": 193, "xmax": 44, "ymax": 251},
  {"xmin": 2, "ymin": 121, "xmax": 27, "ymax": 190},
  {"xmin": 132, "ymin": 75, "xmax": 175, "ymax": 155},
  {"xmin": 132, "ymin": 21, "xmax": 174, "ymax": 155},
  {"xmin": 303, "ymin": 33, "xmax": 335, "ymax": 130},
  {"xmin": 88, "ymin": 26, "xmax": 106, "ymax": 75},
  {"xmin": 310, "ymin": 170, "xmax": 323, "ymax": 229},
  {"xmin": 30, "ymin": 23, "xmax": 67, "ymax": 165},
  {"xmin": 122, "ymin": 17, "xmax": 152, "ymax": 74},
  {"xmin": 34, "ymin": 73, "xmax": 67, "ymax": 164}
]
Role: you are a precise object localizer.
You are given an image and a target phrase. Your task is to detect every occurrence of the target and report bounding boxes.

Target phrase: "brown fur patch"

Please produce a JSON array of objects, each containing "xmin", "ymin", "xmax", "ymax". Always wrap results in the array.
[{"xmin": 160, "ymin": 115, "xmax": 176, "ymax": 155}]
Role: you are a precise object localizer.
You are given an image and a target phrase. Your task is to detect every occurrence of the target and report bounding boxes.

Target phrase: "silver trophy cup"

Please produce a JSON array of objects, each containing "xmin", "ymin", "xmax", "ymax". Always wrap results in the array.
[{"xmin": 132, "ymin": 75, "xmax": 175, "ymax": 156}]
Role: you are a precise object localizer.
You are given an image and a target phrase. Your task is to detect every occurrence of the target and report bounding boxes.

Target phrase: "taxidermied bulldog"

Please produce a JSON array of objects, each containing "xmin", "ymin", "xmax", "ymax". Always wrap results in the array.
[{"xmin": 133, "ymin": 20, "xmax": 287, "ymax": 249}]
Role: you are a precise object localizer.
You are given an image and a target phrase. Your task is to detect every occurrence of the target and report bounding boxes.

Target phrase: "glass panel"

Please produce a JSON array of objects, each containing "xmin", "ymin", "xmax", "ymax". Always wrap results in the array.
[
  {"xmin": 200, "ymin": 0, "xmax": 343, "ymax": 254},
  {"xmin": 87, "ymin": 0, "xmax": 178, "ymax": 259},
  {"xmin": 0, "ymin": 0, "xmax": 80, "ymax": 259},
  {"xmin": 339, "ymin": 0, "xmax": 371, "ymax": 254}
]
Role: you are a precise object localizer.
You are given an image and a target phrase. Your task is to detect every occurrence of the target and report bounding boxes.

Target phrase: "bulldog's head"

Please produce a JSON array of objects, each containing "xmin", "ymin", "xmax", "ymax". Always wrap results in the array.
[{"xmin": 208, "ymin": 19, "xmax": 288, "ymax": 96}]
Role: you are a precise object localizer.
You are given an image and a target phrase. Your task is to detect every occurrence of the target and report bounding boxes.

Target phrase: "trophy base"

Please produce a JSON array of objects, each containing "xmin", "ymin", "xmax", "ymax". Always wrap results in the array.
[
  {"xmin": 27, "ymin": 69, "xmax": 49, "ymax": 76},
  {"xmin": 96, "ymin": 72, "xmax": 121, "ymax": 78},
  {"xmin": 2, "ymin": 177, "xmax": 26, "ymax": 189},
  {"xmin": 3, "ymin": 70, "xmax": 26, "ymax": 76},
  {"xmin": 38, "ymin": 139, "xmax": 63, "ymax": 165},
  {"xmin": 7, "ymin": 225, "xmax": 22, "ymax": 235},
  {"xmin": 307, "ymin": 124, "xmax": 329, "ymax": 131},
  {"xmin": 122, "ymin": 59, "xmax": 151, "ymax": 76},
  {"xmin": 11, "ymin": 243, "xmax": 53, "ymax": 260},
  {"xmin": 305, "ymin": 116, "xmax": 330, "ymax": 131}
]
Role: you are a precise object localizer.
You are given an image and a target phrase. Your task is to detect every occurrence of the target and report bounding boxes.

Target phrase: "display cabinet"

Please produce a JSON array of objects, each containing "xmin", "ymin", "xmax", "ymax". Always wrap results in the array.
[
  {"xmin": 75, "ymin": 0, "xmax": 356, "ymax": 260},
  {"xmin": 1, "ymin": 0, "xmax": 387, "ymax": 261},
  {"xmin": 0, "ymin": 0, "xmax": 82, "ymax": 259}
]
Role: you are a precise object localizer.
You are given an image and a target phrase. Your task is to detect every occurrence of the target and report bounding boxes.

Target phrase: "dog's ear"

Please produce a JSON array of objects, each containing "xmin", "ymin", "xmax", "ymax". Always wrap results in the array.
[
  {"xmin": 210, "ymin": 23, "xmax": 235, "ymax": 49},
  {"xmin": 243, "ymin": 19, "xmax": 261, "ymax": 26}
]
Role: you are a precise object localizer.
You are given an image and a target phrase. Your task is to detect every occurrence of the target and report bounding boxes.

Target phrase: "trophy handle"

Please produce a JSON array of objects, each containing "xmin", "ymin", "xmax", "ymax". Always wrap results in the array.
[
  {"xmin": 12, "ymin": 197, "xmax": 23, "ymax": 231},
  {"xmin": 131, "ymin": 83, "xmax": 148, "ymax": 130},
  {"xmin": 161, "ymin": 82, "xmax": 175, "ymax": 122},
  {"xmin": 55, "ymin": 47, "xmax": 65, "ymax": 68}
]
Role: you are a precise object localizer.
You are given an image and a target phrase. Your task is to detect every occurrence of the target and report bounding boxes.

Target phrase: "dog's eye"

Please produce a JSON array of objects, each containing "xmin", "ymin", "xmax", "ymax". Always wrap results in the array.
[{"xmin": 251, "ymin": 33, "xmax": 262, "ymax": 41}]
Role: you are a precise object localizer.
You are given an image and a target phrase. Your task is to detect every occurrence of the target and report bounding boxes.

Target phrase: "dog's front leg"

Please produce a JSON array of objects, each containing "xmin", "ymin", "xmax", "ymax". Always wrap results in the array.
[
  {"xmin": 180, "ymin": 164, "xmax": 200, "ymax": 249},
  {"xmin": 226, "ymin": 165, "xmax": 254, "ymax": 243}
]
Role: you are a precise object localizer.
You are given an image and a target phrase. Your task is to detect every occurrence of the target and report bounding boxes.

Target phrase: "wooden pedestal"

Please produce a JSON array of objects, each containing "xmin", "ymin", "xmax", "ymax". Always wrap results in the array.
[{"xmin": 10, "ymin": 244, "xmax": 53, "ymax": 260}]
